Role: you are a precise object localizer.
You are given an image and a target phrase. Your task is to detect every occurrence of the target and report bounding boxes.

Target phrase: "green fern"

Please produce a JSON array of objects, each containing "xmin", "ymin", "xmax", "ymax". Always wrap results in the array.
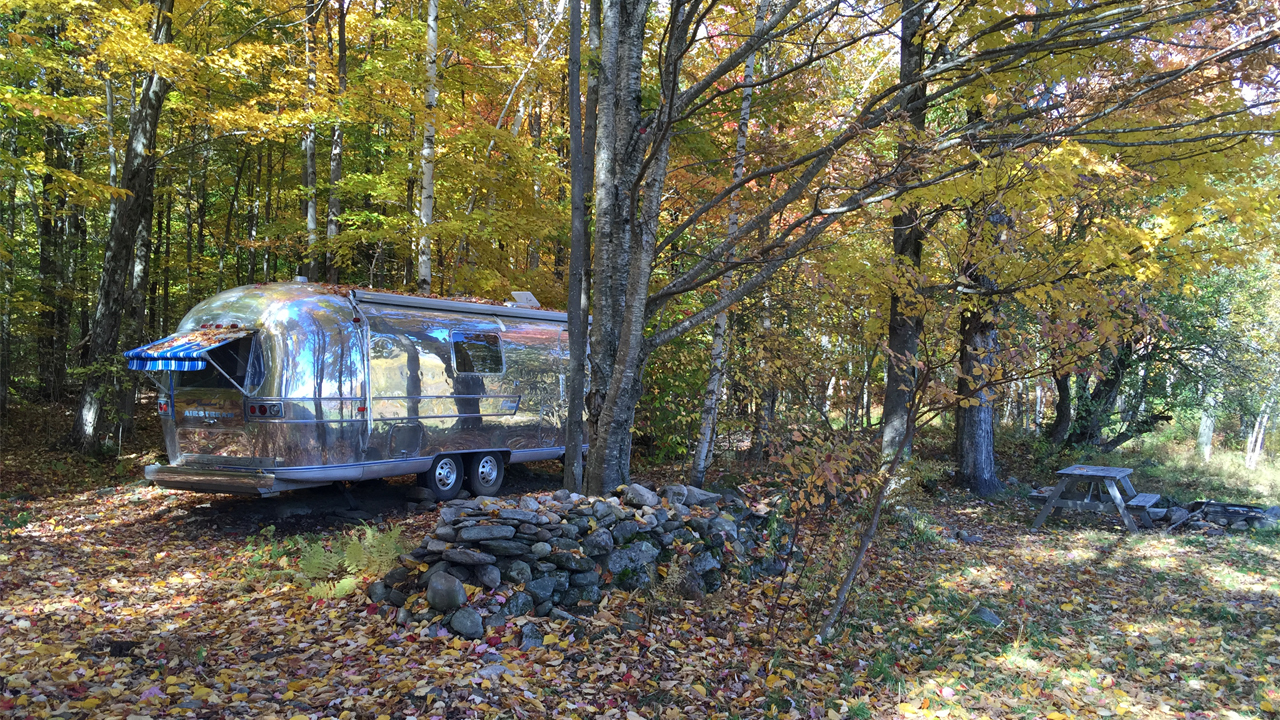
[
  {"xmin": 308, "ymin": 576, "xmax": 361, "ymax": 599},
  {"xmin": 298, "ymin": 541, "xmax": 344, "ymax": 580}
]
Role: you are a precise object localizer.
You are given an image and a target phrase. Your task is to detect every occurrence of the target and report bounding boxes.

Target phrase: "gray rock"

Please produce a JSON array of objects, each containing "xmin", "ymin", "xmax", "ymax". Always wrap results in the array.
[
  {"xmin": 691, "ymin": 552, "xmax": 721, "ymax": 575},
  {"xmin": 661, "ymin": 520, "xmax": 683, "ymax": 532},
  {"xmin": 549, "ymin": 552, "xmax": 595, "ymax": 571},
  {"xmin": 503, "ymin": 591, "xmax": 534, "ymax": 618},
  {"xmin": 530, "ymin": 542, "xmax": 552, "ymax": 558},
  {"xmin": 1251, "ymin": 516, "xmax": 1278, "ymax": 530},
  {"xmin": 518, "ymin": 523, "xmax": 540, "ymax": 535},
  {"xmin": 367, "ymin": 581, "xmax": 389, "ymax": 604},
  {"xmin": 553, "ymin": 489, "xmax": 572, "ymax": 502},
  {"xmin": 519, "ymin": 496, "xmax": 542, "ymax": 512},
  {"xmin": 440, "ymin": 507, "xmax": 463, "ymax": 523},
  {"xmin": 426, "ymin": 572, "xmax": 468, "ymax": 611},
  {"xmin": 434, "ymin": 524, "xmax": 458, "ymax": 542},
  {"xmin": 526, "ymin": 576, "xmax": 557, "ymax": 604},
  {"xmin": 683, "ymin": 486, "xmax": 722, "ymax": 506},
  {"xmin": 1205, "ymin": 526, "xmax": 1226, "ymax": 536},
  {"xmin": 519, "ymin": 624, "xmax": 543, "ymax": 650},
  {"xmin": 549, "ymin": 537, "xmax": 583, "ymax": 552},
  {"xmin": 672, "ymin": 503, "xmax": 691, "ymax": 519},
  {"xmin": 1266, "ymin": 505, "xmax": 1280, "ymax": 519},
  {"xmin": 450, "ymin": 608, "xmax": 484, "ymax": 639},
  {"xmin": 561, "ymin": 587, "xmax": 582, "ymax": 606},
  {"xmin": 709, "ymin": 517, "xmax": 739, "ymax": 539},
  {"xmin": 581, "ymin": 528, "xmax": 615, "ymax": 556},
  {"xmin": 426, "ymin": 539, "xmax": 451, "ymax": 553},
  {"xmin": 534, "ymin": 600, "xmax": 554, "ymax": 617},
  {"xmin": 396, "ymin": 607, "xmax": 413, "ymax": 625},
  {"xmin": 459, "ymin": 524, "xmax": 517, "ymax": 542},
  {"xmin": 444, "ymin": 548, "xmax": 498, "ymax": 565},
  {"xmin": 388, "ymin": 589, "xmax": 408, "ymax": 607},
  {"xmin": 973, "ymin": 607, "xmax": 1002, "ymax": 627},
  {"xmin": 483, "ymin": 613, "xmax": 508, "ymax": 630},
  {"xmin": 479, "ymin": 540, "xmax": 533, "ymax": 556},
  {"xmin": 570, "ymin": 570, "xmax": 600, "ymax": 587},
  {"xmin": 1166, "ymin": 507, "xmax": 1189, "ymax": 525},
  {"xmin": 961, "ymin": 535, "xmax": 984, "ymax": 544},
  {"xmin": 499, "ymin": 509, "xmax": 540, "ymax": 523},
  {"xmin": 416, "ymin": 560, "xmax": 453, "ymax": 587},
  {"xmin": 476, "ymin": 564, "xmax": 502, "ymax": 589},
  {"xmin": 624, "ymin": 483, "xmax": 660, "ymax": 507},
  {"xmin": 592, "ymin": 501, "xmax": 614, "ymax": 519},
  {"xmin": 581, "ymin": 585, "xmax": 603, "ymax": 603},
  {"xmin": 659, "ymin": 532, "xmax": 676, "ymax": 547},
  {"xmin": 478, "ymin": 664, "xmax": 512, "ymax": 681},
  {"xmin": 407, "ymin": 485, "xmax": 437, "ymax": 502},
  {"xmin": 606, "ymin": 542, "xmax": 660, "ymax": 575},
  {"xmin": 446, "ymin": 565, "xmax": 473, "ymax": 583},
  {"xmin": 383, "ymin": 566, "xmax": 409, "ymax": 587},
  {"xmin": 1230, "ymin": 520, "xmax": 1250, "ymax": 531},
  {"xmin": 663, "ymin": 484, "xmax": 689, "ymax": 505},
  {"xmin": 612, "ymin": 520, "xmax": 640, "ymax": 545},
  {"xmin": 502, "ymin": 560, "xmax": 533, "ymax": 584}
]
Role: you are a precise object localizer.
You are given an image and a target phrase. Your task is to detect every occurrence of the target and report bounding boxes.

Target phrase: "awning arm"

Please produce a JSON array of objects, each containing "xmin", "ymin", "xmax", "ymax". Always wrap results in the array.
[{"xmin": 203, "ymin": 352, "xmax": 250, "ymax": 396}]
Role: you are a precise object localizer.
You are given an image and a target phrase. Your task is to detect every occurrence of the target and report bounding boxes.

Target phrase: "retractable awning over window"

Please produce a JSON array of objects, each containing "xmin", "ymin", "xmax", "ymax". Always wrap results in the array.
[{"xmin": 124, "ymin": 329, "xmax": 253, "ymax": 371}]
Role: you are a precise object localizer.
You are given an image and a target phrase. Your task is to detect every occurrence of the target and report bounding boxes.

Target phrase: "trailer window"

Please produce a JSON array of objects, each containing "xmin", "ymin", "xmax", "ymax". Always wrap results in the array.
[
  {"xmin": 175, "ymin": 335, "xmax": 261, "ymax": 391},
  {"xmin": 451, "ymin": 332, "xmax": 503, "ymax": 374}
]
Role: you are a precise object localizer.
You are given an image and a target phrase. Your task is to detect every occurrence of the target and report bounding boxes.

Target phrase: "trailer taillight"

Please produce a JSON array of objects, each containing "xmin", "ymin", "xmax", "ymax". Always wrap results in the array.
[
  {"xmin": 157, "ymin": 400, "xmax": 170, "ymax": 416},
  {"xmin": 246, "ymin": 401, "xmax": 283, "ymax": 419}
]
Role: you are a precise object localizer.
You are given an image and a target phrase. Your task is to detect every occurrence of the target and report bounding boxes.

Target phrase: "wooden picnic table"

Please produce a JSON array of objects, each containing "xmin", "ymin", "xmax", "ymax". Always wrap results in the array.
[{"xmin": 1031, "ymin": 464, "xmax": 1160, "ymax": 533}]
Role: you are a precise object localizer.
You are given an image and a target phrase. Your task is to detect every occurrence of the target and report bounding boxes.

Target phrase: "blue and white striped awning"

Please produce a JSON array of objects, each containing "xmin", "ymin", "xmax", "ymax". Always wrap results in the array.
[{"xmin": 124, "ymin": 329, "xmax": 253, "ymax": 371}]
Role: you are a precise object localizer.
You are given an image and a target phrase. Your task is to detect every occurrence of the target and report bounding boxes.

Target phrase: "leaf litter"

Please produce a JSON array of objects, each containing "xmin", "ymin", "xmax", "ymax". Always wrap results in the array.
[{"xmin": 1, "ymin": 478, "xmax": 1277, "ymax": 719}]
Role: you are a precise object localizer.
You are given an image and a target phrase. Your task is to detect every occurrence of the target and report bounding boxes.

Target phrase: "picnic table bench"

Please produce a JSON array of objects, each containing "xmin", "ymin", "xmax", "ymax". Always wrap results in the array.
[{"xmin": 1031, "ymin": 464, "xmax": 1160, "ymax": 533}]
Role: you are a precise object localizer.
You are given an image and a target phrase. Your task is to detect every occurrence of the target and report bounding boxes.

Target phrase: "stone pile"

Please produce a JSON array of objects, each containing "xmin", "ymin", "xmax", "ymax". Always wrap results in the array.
[{"xmin": 366, "ymin": 482, "xmax": 790, "ymax": 638}]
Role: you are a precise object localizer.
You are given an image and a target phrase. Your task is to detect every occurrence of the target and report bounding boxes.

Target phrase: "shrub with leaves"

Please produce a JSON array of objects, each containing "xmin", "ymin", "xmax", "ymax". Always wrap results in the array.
[{"xmin": 294, "ymin": 524, "xmax": 405, "ymax": 599}]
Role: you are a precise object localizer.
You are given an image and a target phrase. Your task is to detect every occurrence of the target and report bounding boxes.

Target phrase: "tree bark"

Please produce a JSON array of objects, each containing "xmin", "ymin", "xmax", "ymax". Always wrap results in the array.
[
  {"xmin": 879, "ymin": 0, "xmax": 928, "ymax": 467},
  {"xmin": 1197, "ymin": 390, "xmax": 1218, "ymax": 461},
  {"xmin": 327, "ymin": 0, "xmax": 347, "ymax": 284},
  {"xmin": 71, "ymin": 0, "xmax": 173, "ymax": 452},
  {"xmin": 302, "ymin": 0, "xmax": 320, "ymax": 280},
  {"xmin": 1047, "ymin": 370, "xmax": 1072, "ymax": 444},
  {"xmin": 691, "ymin": 0, "xmax": 769, "ymax": 488},
  {"xmin": 563, "ymin": 0, "xmax": 588, "ymax": 492},
  {"xmin": 417, "ymin": 0, "xmax": 439, "ymax": 293},
  {"xmin": 955, "ymin": 274, "xmax": 1001, "ymax": 497}
]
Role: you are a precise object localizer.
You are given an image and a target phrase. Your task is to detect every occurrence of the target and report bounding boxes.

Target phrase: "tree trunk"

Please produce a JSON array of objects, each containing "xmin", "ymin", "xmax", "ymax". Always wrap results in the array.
[
  {"xmin": 1047, "ymin": 370, "xmax": 1072, "ymax": 444},
  {"xmin": 563, "ymin": 0, "xmax": 588, "ymax": 492},
  {"xmin": 691, "ymin": 0, "xmax": 769, "ymax": 488},
  {"xmin": 71, "ymin": 0, "xmax": 173, "ymax": 453},
  {"xmin": 417, "ymin": 0, "xmax": 439, "ymax": 293},
  {"xmin": 1197, "ymin": 390, "xmax": 1218, "ymax": 462},
  {"xmin": 302, "ymin": 0, "xmax": 320, "ymax": 280},
  {"xmin": 879, "ymin": 0, "xmax": 928, "ymax": 466},
  {"xmin": 955, "ymin": 276, "xmax": 1001, "ymax": 497},
  {"xmin": 327, "ymin": 0, "xmax": 347, "ymax": 284},
  {"xmin": 1066, "ymin": 346, "xmax": 1132, "ymax": 447}
]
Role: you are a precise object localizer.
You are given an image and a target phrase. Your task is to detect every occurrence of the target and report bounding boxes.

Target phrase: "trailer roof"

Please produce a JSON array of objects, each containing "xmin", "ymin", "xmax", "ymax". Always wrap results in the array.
[{"xmin": 351, "ymin": 289, "xmax": 570, "ymax": 323}]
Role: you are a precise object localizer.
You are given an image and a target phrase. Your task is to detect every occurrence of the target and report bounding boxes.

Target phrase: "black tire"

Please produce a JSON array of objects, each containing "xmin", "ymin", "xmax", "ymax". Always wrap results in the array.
[
  {"xmin": 418, "ymin": 455, "xmax": 463, "ymax": 501},
  {"xmin": 466, "ymin": 452, "xmax": 505, "ymax": 497}
]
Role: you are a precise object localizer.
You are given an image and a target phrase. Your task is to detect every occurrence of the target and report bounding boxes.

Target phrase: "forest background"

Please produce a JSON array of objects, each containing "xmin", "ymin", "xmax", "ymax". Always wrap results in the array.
[{"xmin": 2, "ymin": 0, "xmax": 1280, "ymax": 497}]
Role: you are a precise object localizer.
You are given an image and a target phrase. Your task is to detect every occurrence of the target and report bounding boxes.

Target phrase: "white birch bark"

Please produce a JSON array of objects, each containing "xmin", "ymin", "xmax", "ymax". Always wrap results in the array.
[
  {"xmin": 689, "ymin": 0, "xmax": 769, "ymax": 487},
  {"xmin": 417, "ymin": 0, "xmax": 438, "ymax": 293}
]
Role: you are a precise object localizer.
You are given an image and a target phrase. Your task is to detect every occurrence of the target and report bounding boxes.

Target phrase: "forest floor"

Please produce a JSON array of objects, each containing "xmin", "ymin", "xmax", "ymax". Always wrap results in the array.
[{"xmin": 1, "ymin": 422, "xmax": 1279, "ymax": 719}]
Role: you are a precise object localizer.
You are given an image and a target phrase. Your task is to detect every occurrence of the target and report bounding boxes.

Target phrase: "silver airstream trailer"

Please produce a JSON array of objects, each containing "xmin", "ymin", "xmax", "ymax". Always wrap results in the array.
[{"xmin": 124, "ymin": 281, "xmax": 583, "ymax": 498}]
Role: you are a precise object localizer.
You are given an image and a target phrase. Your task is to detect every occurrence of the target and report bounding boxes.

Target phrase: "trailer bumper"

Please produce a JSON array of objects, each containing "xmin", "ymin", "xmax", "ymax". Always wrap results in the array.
[{"xmin": 145, "ymin": 464, "xmax": 278, "ymax": 495}]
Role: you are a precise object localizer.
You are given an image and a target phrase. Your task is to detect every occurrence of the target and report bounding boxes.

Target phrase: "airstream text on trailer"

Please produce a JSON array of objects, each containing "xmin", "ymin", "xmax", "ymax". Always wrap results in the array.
[{"xmin": 124, "ymin": 282, "xmax": 584, "ymax": 498}]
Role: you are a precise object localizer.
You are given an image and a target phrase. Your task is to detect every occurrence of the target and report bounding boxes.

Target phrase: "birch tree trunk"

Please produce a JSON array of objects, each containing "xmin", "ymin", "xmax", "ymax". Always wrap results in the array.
[
  {"xmin": 563, "ymin": 0, "xmax": 588, "ymax": 492},
  {"xmin": 327, "ymin": 0, "xmax": 347, "ymax": 284},
  {"xmin": 690, "ymin": 0, "xmax": 769, "ymax": 489},
  {"xmin": 72, "ymin": 0, "xmax": 173, "ymax": 452},
  {"xmin": 417, "ymin": 0, "xmax": 439, "ymax": 293},
  {"xmin": 1197, "ymin": 390, "xmax": 1218, "ymax": 461},
  {"xmin": 302, "ymin": 0, "xmax": 320, "ymax": 280}
]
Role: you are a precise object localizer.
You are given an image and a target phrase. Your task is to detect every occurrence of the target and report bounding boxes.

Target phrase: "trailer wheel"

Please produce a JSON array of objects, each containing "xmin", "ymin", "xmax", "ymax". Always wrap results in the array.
[
  {"xmin": 466, "ymin": 452, "xmax": 505, "ymax": 497},
  {"xmin": 419, "ymin": 455, "xmax": 463, "ymax": 501}
]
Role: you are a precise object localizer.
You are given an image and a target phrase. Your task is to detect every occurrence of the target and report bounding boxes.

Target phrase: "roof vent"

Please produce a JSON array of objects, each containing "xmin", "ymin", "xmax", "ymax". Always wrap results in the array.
[
  {"xmin": 293, "ymin": 275, "xmax": 309, "ymax": 283},
  {"xmin": 509, "ymin": 291, "xmax": 541, "ymax": 309}
]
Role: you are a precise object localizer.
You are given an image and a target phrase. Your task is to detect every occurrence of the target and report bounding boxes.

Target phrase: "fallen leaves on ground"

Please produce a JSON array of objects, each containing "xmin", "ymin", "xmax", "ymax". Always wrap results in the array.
[{"xmin": 1, "ymin": 477, "xmax": 1277, "ymax": 719}]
